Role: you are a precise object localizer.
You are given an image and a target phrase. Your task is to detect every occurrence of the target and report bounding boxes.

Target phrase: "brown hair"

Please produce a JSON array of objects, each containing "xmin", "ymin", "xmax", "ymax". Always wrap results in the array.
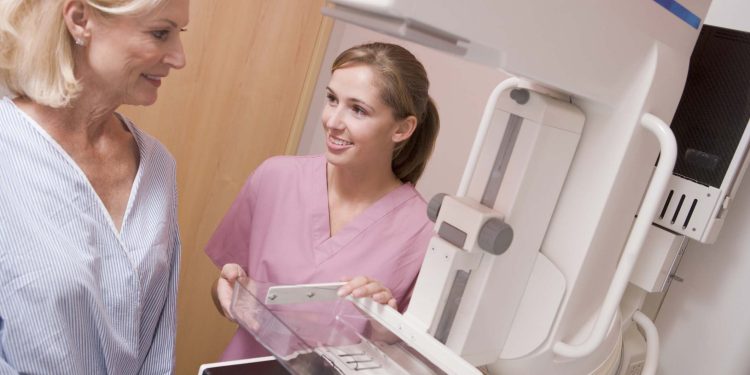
[{"xmin": 331, "ymin": 42, "xmax": 439, "ymax": 185}]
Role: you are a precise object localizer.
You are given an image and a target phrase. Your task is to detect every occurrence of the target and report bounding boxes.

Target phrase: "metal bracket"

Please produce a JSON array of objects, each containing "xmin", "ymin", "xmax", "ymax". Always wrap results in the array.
[{"xmin": 265, "ymin": 282, "xmax": 347, "ymax": 305}]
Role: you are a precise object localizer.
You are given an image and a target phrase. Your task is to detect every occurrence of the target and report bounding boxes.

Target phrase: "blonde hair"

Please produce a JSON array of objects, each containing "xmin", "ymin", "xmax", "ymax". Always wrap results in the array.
[
  {"xmin": 0, "ymin": 0, "xmax": 166, "ymax": 108},
  {"xmin": 332, "ymin": 42, "xmax": 440, "ymax": 185}
]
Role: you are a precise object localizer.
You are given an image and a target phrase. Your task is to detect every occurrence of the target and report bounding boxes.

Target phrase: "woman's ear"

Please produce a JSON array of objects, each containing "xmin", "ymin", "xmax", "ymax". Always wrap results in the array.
[
  {"xmin": 392, "ymin": 115, "xmax": 418, "ymax": 143},
  {"xmin": 62, "ymin": 0, "xmax": 91, "ymax": 44}
]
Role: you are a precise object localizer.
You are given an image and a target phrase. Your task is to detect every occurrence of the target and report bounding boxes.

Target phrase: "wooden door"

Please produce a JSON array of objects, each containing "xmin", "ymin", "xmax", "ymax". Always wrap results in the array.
[{"xmin": 121, "ymin": 1, "xmax": 332, "ymax": 372}]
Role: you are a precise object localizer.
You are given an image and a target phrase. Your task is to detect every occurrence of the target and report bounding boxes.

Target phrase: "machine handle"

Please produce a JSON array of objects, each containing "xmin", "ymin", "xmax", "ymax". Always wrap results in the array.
[
  {"xmin": 457, "ymin": 77, "xmax": 521, "ymax": 197},
  {"xmin": 553, "ymin": 113, "xmax": 677, "ymax": 358},
  {"xmin": 632, "ymin": 310, "xmax": 660, "ymax": 375}
]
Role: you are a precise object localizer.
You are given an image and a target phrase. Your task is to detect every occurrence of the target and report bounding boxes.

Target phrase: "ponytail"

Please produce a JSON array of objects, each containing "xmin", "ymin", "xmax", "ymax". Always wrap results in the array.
[{"xmin": 392, "ymin": 97, "xmax": 439, "ymax": 184}]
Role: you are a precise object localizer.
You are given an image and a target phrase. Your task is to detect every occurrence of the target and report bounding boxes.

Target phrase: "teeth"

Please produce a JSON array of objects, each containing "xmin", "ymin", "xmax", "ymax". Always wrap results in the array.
[{"xmin": 330, "ymin": 136, "xmax": 352, "ymax": 146}]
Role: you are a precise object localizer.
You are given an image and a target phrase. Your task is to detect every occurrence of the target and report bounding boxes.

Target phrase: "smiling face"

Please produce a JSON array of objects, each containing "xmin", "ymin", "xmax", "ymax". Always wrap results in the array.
[
  {"xmin": 70, "ymin": 0, "xmax": 189, "ymax": 106},
  {"xmin": 322, "ymin": 64, "xmax": 411, "ymax": 174}
]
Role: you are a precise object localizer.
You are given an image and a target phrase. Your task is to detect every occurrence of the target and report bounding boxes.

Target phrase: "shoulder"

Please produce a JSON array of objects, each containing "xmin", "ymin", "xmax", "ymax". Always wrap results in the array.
[
  {"xmin": 397, "ymin": 185, "xmax": 434, "ymax": 238},
  {"xmin": 254, "ymin": 154, "xmax": 325, "ymax": 182},
  {"xmin": 0, "ymin": 96, "xmax": 16, "ymax": 114},
  {"xmin": 259, "ymin": 154, "xmax": 324, "ymax": 171},
  {"xmin": 396, "ymin": 184, "xmax": 429, "ymax": 216},
  {"xmin": 378, "ymin": 184, "xmax": 432, "ymax": 237},
  {"xmin": 0, "ymin": 97, "xmax": 29, "ymax": 131}
]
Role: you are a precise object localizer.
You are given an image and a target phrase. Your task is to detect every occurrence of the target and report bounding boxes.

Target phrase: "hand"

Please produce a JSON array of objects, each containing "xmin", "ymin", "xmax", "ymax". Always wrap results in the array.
[
  {"xmin": 211, "ymin": 263, "xmax": 247, "ymax": 321},
  {"xmin": 337, "ymin": 276, "xmax": 397, "ymax": 309}
]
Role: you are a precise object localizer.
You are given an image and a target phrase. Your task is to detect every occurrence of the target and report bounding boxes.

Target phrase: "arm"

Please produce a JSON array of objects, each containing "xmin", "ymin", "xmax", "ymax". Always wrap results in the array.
[
  {"xmin": 205, "ymin": 166, "xmax": 263, "ymax": 270},
  {"xmin": 206, "ymin": 168, "xmax": 265, "ymax": 321}
]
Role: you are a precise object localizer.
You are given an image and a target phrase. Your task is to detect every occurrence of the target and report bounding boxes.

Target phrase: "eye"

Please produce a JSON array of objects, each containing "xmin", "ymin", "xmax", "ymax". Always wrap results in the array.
[
  {"xmin": 352, "ymin": 105, "xmax": 368, "ymax": 117},
  {"xmin": 151, "ymin": 30, "xmax": 170, "ymax": 41},
  {"xmin": 325, "ymin": 93, "xmax": 338, "ymax": 105}
]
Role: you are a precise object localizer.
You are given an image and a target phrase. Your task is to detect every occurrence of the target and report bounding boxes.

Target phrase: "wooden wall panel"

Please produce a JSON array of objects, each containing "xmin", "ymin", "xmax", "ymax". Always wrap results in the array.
[{"xmin": 120, "ymin": 1, "xmax": 332, "ymax": 372}]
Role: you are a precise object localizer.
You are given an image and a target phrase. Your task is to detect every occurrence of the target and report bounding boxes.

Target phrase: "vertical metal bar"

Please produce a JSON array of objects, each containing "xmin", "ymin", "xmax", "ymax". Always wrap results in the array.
[
  {"xmin": 480, "ymin": 114, "xmax": 523, "ymax": 207},
  {"xmin": 434, "ymin": 270, "xmax": 471, "ymax": 344}
]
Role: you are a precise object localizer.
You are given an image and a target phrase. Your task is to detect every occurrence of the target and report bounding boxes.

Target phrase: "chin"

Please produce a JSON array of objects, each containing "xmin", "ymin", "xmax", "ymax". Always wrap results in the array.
[
  {"xmin": 324, "ymin": 151, "xmax": 346, "ymax": 166},
  {"xmin": 324, "ymin": 151, "xmax": 337, "ymax": 163},
  {"xmin": 127, "ymin": 95, "xmax": 158, "ymax": 107}
]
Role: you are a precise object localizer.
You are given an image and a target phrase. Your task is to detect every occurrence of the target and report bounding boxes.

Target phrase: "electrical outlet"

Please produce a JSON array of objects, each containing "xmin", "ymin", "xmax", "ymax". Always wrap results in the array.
[{"xmin": 627, "ymin": 360, "xmax": 645, "ymax": 375}]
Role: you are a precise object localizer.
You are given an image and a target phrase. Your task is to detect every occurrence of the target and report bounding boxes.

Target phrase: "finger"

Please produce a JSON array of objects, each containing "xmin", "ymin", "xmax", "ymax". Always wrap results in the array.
[
  {"xmin": 220, "ymin": 297, "xmax": 234, "ymax": 321},
  {"xmin": 221, "ymin": 263, "xmax": 246, "ymax": 282},
  {"xmin": 222, "ymin": 306, "xmax": 234, "ymax": 321},
  {"xmin": 387, "ymin": 298, "xmax": 398, "ymax": 309},
  {"xmin": 217, "ymin": 280, "xmax": 236, "ymax": 320},
  {"xmin": 227, "ymin": 263, "xmax": 246, "ymax": 278},
  {"xmin": 347, "ymin": 276, "xmax": 371, "ymax": 289},
  {"xmin": 249, "ymin": 319, "xmax": 260, "ymax": 331},
  {"xmin": 338, "ymin": 276, "xmax": 369, "ymax": 297},
  {"xmin": 336, "ymin": 276, "xmax": 352, "ymax": 295},
  {"xmin": 352, "ymin": 281, "xmax": 388, "ymax": 298},
  {"xmin": 371, "ymin": 291, "xmax": 393, "ymax": 304}
]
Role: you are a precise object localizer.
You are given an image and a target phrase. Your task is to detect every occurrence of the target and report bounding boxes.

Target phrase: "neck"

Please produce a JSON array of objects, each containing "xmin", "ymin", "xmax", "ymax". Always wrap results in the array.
[
  {"xmin": 327, "ymin": 161, "xmax": 403, "ymax": 205},
  {"xmin": 13, "ymin": 91, "xmax": 121, "ymax": 144}
]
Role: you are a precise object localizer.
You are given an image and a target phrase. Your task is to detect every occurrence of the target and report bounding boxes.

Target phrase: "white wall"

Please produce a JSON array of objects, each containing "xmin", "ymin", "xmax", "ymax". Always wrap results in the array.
[
  {"xmin": 656, "ymin": 181, "xmax": 750, "ymax": 375},
  {"xmin": 704, "ymin": 0, "xmax": 750, "ymax": 33},
  {"xmin": 297, "ymin": 22, "xmax": 508, "ymax": 201},
  {"xmin": 655, "ymin": 1, "xmax": 750, "ymax": 374}
]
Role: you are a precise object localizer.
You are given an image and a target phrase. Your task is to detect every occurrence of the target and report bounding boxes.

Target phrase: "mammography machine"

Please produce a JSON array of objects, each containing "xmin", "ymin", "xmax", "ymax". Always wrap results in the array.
[{"xmin": 201, "ymin": 1, "xmax": 750, "ymax": 374}]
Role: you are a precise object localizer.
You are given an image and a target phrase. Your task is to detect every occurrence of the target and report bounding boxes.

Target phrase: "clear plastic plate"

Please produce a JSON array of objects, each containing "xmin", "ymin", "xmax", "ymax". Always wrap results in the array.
[{"xmin": 230, "ymin": 277, "xmax": 447, "ymax": 375}]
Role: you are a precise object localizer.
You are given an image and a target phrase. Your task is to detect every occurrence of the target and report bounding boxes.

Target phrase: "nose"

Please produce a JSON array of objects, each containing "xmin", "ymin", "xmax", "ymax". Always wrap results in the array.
[
  {"xmin": 164, "ymin": 36, "xmax": 186, "ymax": 69},
  {"xmin": 323, "ymin": 105, "xmax": 345, "ymax": 130}
]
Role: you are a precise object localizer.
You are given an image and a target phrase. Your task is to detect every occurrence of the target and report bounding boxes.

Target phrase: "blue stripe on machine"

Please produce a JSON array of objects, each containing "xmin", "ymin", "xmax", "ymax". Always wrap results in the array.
[{"xmin": 654, "ymin": 0, "xmax": 701, "ymax": 29}]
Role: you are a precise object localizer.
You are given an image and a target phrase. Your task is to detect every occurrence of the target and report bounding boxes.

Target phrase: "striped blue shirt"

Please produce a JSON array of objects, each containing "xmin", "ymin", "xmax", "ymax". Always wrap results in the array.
[{"xmin": 0, "ymin": 97, "xmax": 180, "ymax": 374}]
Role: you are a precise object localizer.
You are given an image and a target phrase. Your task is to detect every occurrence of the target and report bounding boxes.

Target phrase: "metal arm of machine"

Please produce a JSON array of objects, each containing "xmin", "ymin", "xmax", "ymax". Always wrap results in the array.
[{"xmin": 553, "ymin": 113, "xmax": 677, "ymax": 358}]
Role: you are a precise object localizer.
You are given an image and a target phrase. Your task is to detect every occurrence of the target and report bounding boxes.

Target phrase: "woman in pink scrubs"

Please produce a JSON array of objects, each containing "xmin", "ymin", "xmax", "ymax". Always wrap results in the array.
[{"xmin": 205, "ymin": 42, "xmax": 440, "ymax": 360}]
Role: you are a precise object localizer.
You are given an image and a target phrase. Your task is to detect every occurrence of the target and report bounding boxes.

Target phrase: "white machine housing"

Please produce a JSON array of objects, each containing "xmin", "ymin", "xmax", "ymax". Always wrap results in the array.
[
  {"xmin": 653, "ymin": 118, "xmax": 750, "ymax": 243},
  {"xmin": 407, "ymin": 86, "xmax": 583, "ymax": 366},
  {"xmin": 322, "ymin": 0, "xmax": 713, "ymax": 374}
]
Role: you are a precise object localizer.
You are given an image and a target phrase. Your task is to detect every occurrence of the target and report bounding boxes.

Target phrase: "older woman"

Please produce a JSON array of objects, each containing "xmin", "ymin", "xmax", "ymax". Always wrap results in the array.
[{"xmin": 0, "ymin": 0, "xmax": 188, "ymax": 373}]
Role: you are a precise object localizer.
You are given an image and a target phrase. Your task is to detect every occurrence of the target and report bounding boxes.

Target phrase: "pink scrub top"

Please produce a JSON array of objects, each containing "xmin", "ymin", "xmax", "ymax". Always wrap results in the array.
[{"xmin": 205, "ymin": 155, "xmax": 433, "ymax": 360}]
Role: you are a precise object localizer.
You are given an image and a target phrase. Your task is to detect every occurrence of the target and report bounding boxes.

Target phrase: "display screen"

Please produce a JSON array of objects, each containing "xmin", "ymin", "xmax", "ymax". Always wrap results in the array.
[
  {"xmin": 670, "ymin": 25, "xmax": 750, "ymax": 188},
  {"xmin": 201, "ymin": 359, "xmax": 290, "ymax": 375}
]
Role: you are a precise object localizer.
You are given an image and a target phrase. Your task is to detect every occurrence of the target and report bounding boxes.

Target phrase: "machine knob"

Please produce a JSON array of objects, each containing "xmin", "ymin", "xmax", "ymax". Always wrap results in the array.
[
  {"xmin": 510, "ymin": 88, "xmax": 530, "ymax": 104},
  {"xmin": 477, "ymin": 218, "xmax": 513, "ymax": 255},
  {"xmin": 427, "ymin": 193, "xmax": 448, "ymax": 222}
]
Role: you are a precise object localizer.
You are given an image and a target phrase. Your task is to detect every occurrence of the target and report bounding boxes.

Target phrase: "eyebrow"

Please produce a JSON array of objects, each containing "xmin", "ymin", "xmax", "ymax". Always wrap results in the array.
[
  {"xmin": 326, "ymin": 87, "xmax": 375, "ymax": 112},
  {"xmin": 157, "ymin": 19, "xmax": 183, "ymax": 29}
]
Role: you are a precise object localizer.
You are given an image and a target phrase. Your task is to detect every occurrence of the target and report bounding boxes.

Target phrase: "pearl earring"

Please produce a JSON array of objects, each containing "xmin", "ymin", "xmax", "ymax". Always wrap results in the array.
[{"xmin": 75, "ymin": 38, "xmax": 85, "ymax": 46}]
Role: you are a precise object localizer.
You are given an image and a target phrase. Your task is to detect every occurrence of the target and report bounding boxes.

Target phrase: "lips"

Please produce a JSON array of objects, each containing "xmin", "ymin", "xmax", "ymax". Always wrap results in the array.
[
  {"xmin": 142, "ymin": 74, "xmax": 163, "ymax": 87},
  {"xmin": 329, "ymin": 135, "xmax": 353, "ymax": 146},
  {"xmin": 327, "ymin": 134, "xmax": 353, "ymax": 152}
]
